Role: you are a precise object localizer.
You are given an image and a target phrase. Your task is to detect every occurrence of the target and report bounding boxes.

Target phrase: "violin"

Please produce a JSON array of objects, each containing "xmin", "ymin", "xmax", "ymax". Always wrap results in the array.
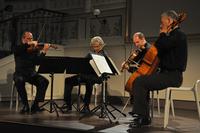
[
  {"xmin": 27, "ymin": 41, "xmax": 58, "ymax": 53},
  {"xmin": 37, "ymin": 42, "xmax": 58, "ymax": 49},
  {"xmin": 120, "ymin": 48, "xmax": 142, "ymax": 72},
  {"xmin": 26, "ymin": 23, "xmax": 58, "ymax": 53}
]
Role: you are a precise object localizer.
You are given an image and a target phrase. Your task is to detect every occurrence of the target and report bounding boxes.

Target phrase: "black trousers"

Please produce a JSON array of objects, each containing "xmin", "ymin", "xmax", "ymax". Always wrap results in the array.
[
  {"xmin": 132, "ymin": 70, "xmax": 183, "ymax": 117},
  {"xmin": 64, "ymin": 74, "xmax": 102, "ymax": 106},
  {"xmin": 13, "ymin": 72, "xmax": 49, "ymax": 105}
]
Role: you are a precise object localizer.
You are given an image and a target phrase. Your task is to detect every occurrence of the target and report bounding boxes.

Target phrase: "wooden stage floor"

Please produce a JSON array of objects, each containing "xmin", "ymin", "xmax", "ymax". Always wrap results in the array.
[{"xmin": 0, "ymin": 101, "xmax": 199, "ymax": 133}]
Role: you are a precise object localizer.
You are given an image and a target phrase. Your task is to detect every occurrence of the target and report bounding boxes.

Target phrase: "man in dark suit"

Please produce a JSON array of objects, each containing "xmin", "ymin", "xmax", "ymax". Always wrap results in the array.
[
  {"xmin": 63, "ymin": 36, "xmax": 107, "ymax": 113},
  {"xmin": 13, "ymin": 31, "xmax": 50, "ymax": 114},
  {"xmin": 129, "ymin": 10, "xmax": 188, "ymax": 128}
]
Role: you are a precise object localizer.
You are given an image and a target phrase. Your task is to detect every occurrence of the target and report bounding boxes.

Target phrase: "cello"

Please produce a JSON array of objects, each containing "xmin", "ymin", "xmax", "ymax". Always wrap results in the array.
[
  {"xmin": 124, "ymin": 12, "xmax": 187, "ymax": 94},
  {"xmin": 124, "ymin": 44, "xmax": 159, "ymax": 94}
]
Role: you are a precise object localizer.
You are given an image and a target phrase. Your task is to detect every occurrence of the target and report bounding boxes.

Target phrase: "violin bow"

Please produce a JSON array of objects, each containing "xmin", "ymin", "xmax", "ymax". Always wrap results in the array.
[{"xmin": 36, "ymin": 23, "xmax": 46, "ymax": 42}]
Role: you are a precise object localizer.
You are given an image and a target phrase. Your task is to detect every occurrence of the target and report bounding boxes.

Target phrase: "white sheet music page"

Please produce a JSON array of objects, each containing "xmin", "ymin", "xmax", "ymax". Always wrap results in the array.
[
  {"xmin": 107, "ymin": 56, "xmax": 121, "ymax": 75},
  {"xmin": 90, "ymin": 54, "xmax": 113, "ymax": 76}
]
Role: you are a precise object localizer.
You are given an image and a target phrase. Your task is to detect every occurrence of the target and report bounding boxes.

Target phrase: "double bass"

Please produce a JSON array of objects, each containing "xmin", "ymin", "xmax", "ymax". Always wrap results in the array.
[{"xmin": 124, "ymin": 12, "xmax": 187, "ymax": 94}]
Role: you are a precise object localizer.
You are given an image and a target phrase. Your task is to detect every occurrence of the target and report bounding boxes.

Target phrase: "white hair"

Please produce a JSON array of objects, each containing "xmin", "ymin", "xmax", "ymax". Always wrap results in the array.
[
  {"xmin": 161, "ymin": 10, "xmax": 178, "ymax": 21},
  {"xmin": 90, "ymin": 36, "xmax": 105, "ymax": 47}
]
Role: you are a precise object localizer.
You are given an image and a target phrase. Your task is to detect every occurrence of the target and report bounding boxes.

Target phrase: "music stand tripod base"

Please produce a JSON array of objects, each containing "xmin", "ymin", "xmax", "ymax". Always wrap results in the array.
[
  {"xmin": 37, "ymin": 56, "xmax": 70, "ymax": 117},
  {"xmin": 39, "ymin": 73, "xmax": 61, "ymax": 117},
  {"xmin": 79, "ymin": 75, "xmax": 126, "ymax": 123}
]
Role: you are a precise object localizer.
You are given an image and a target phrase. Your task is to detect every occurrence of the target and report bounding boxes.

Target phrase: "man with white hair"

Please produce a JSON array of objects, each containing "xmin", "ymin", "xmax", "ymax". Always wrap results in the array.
[
  {"xmin": 129, "ymin": 10, "xmax": 187, "ymax": 128},
  {"xmin": 63, "ymin": 36, "xmax": 107, "ymax": 113}
]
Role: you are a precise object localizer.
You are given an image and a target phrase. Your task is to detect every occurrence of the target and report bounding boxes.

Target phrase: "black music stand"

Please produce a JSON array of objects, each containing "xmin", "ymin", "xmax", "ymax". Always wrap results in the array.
[
  {"xmin": 38, "ymin": 56, "xmax": 67, "ymax": 117},
  {"xmin": 80, "ymin": 54, "xmax": 126, "ymax": 123},
  {"xmin": 61, "ymin": 56, "xmax": 97, "ymax": 112}
]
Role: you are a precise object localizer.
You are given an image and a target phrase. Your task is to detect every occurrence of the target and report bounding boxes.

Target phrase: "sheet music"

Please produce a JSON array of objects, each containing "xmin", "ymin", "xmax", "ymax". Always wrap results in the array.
[
  {"xmin": 89, "ymin": 60, "xmax": 101, "ymax": 77},
  {"xmin": 106, "ymin": 56, "xmax": 121, "ymax": 75},
  {"xmin": 90, "ymin": 54, "xmax": 113, "ymax": 76}
]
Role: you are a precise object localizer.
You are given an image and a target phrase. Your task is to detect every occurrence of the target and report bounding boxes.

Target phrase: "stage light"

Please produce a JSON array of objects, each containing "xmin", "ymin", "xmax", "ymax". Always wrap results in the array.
[{"xmin": 93, "ymin": 9, "xmax": 101, "ymax": 17}]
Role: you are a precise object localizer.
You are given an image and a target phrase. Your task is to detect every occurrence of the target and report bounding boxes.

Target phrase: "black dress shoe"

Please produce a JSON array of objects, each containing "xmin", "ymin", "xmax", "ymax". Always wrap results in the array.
[
  {"xmin": 31, "ymin": 104, "xmax": 45, "ymax": 114},
  {"xmin": 128, "ymin": 111, "xmax": 134, "ymax": 116},
  {"xmin": 62, "ymin": 105, "xmax": 72, "ymax": 113},
  {"xmin": 80, "ymin": 105, "xmax": 90, "ymax": 114},
  {"xmin": 129, "ymin": 116, "xmax": 151, "ymax": 128},
  {"xmin": 128, "ymin": 112, "xmax": 139, "ymax": 117},
  {"xmin": 20, "ymin": 104, "xmax": 30, "ymax": 114}
]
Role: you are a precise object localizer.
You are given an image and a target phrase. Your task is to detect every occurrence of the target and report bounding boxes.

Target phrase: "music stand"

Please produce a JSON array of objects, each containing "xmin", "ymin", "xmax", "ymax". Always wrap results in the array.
[
  {"xmin": 61, "ymin": 56, "xmax": 97, "ymax": 112},
  {"xmin": 80, "ymin": 54, "xmax": 126, "ymax": 123},
  {"xmin": 38, "ymin": 56, "xmax": 67, "ymax": 117}
]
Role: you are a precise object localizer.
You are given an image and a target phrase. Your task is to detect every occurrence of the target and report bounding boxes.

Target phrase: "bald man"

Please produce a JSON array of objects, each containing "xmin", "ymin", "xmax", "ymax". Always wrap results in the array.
[
  {"xmin": 13, "ymin": 31, "xmax": 50, "ymax": 114},
  {"xmin": 121, "ymin": 32, "xmax": 151, "ymax": 73},
  {"xmin": 121, "ymin": 32, "xmax": 152, "ymax": 116}
]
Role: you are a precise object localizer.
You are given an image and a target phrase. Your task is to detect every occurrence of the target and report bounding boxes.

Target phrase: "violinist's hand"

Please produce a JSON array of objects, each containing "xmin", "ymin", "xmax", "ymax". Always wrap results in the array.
[
  {"xmin": 42, "ymin": 43, "xmax": 50, "ymax": 53},
  {"xmin": 160, "ymin": 24, "xmax": 169, "ymax": 33},
  {"xmin": 121, "ymin": 61, "xmax": 129, "ymax": 70},
  {"xmin": 28, "ymin": 41, "xmax": 38, "ymax": 47}
]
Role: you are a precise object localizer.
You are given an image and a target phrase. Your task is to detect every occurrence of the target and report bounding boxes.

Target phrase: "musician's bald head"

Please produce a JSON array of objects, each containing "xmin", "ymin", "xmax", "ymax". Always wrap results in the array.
[
  {"xmin": 133, "ymin": 32, "xmax": 147, "ymax": 49},
  {"xmin": 21, "ymin": 31, "xmax": 33, "ymax": 44}
]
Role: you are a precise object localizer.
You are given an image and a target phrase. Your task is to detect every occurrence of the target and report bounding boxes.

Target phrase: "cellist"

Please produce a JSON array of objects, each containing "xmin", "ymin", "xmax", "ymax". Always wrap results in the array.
[
  {"xmin": 129, "ymin": 10, "xmax": 188, "ymax": 128},
  {"xmin": 121, "ymin": 32, "xmax": 151, "ymax": 73}
]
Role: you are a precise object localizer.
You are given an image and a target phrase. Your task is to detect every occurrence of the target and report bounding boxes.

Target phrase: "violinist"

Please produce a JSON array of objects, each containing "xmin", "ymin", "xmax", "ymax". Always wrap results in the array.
[
  {"xmin": 121, "ymin": 32, "xmax": 151, "ymax": 114},
  {"xmin": 129, "ymin": 10, "xmax": 188, "ymax": 128},
  {"xmin": 63, "ymin": 36, "xmax": 107, "ymax": 114},
  {"xmin": 13, "ymin": 31, "xmax": 50, "ymax": 114}
]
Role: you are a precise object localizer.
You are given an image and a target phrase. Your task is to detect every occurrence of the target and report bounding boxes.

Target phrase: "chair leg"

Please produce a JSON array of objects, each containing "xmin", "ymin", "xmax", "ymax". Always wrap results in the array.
[
  {"xmin": 121, "ymin": 96, "xmax": 131, "ymax": 113},
  {"xmin": 156, "ymin": 90, "xmax": 160, "ymax": 116},
  {"xmin": 10, "ymin": 82, "xmax": 15, "ymax": 111},
  {"xmin": 170, "ymin": 97, "xmax": 175, "ymax": 118},
  {"xmin": 15, "ymin": 92, "xmax": 19, "ymax": 111},
  {"xmin": 150, "ymin": 91, "xmax": 154, "ymax": 118},
  {"xmin": 30, "ymin": 85, "xmax": 34, "ymax": 105},
  {"xmin": 164, "ymin": 89, "xmax": 171, "ymax": 128},
  {"xmin": 77, "ymin": 85, "xmax": 81, "ymax": 112},
  {"xmin": 193, "ymin": 88, "xmax": 200, "ymax": 120},
  {"xmin": 94, "ymin": 87, "xmax": 98, "ymax": 107}
]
